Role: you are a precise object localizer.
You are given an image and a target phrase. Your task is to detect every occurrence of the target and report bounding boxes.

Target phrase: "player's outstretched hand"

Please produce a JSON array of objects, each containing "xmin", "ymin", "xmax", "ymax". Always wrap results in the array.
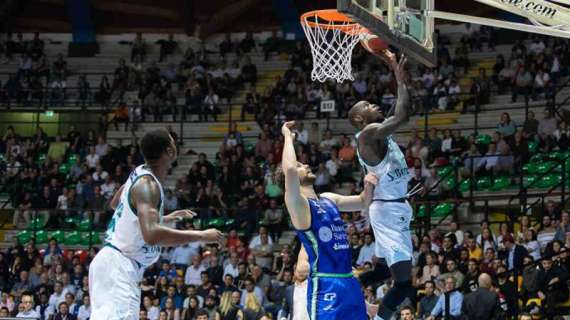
[
  {"xmin": 281, "ymin": 121, "xmax": 296, "ymax": 139},
  {"xmin": 201, "ymin": 228, "xmax": 225, "ymax": 246},
  {"xmin": 165, "ymin": 209, "xmax": 197, "ymax": 222},
  {"xmin": 364, "ymin": 173, "xmax": 379, "ymax": 187},
  {"xmin": 379, "ymin": 50, "xmax": 407, "ymax": 83}
]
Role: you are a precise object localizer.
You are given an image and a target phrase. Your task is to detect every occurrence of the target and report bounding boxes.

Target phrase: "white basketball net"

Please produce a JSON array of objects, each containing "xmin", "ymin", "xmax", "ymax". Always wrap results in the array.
[{"xmin": 301, "ymin": 14, "xmax": 363, "ymax": 83}]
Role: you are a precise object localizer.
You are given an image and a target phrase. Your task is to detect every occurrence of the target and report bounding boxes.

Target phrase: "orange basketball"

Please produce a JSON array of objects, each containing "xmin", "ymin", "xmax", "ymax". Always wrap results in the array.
[{"xmin": 361, "ymin": 34, "xmax": 388, "ymax": 54}]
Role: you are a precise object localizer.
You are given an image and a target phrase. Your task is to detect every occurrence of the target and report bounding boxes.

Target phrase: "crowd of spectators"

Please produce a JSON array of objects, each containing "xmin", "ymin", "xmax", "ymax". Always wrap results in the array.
[{"xmin": 0, "ymin": 29, "xmax": 570, "ymax": 320}]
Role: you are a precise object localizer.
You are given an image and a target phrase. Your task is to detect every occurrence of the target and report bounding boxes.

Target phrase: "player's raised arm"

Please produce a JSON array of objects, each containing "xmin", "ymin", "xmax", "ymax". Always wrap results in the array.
[
  {"xmin": 360, "ymin": 51, "xmax": 411, "ymax": 138},
  {"xmin": 132, "ymin": 176, "xmax": 224, "ymax": 246},
  {"xmin": 281, "ymin": 121, "xmax": 311, "ymax": 230},
  {"xmin": 320, "ymin": 173, "xmax": 378, "ymax": 212}
]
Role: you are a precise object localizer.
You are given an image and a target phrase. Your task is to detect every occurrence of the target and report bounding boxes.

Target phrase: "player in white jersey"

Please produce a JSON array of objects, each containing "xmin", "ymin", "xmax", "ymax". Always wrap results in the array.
[
  {"xmin": 348, "ymin": 51, "xmax": 415, "ymax": 320},
  {"xmin": 89, "ymin": 128, "xmax": 224, "ymax": 320}
]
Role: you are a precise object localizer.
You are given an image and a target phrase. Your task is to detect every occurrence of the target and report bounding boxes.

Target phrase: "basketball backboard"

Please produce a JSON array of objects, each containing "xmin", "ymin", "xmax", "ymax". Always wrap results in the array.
[{"xmin": 338, "ymin": 0, "xmax": 437, "ymax": 67}]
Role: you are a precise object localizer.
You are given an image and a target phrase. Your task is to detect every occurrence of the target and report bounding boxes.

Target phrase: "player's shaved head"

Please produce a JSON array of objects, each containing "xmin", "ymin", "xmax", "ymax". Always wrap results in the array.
[
  {"xmin": 348, "ymin": 101, "xmax": 383, "ymax": 129},
  {"xmin": 141, "ymin": 128, "xmax": 175, "ymax": 162}
]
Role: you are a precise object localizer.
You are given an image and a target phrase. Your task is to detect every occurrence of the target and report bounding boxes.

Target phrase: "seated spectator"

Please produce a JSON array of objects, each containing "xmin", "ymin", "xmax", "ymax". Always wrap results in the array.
[
  {"xmin": 418, "ymin": 251, "xmax": 439, "ymax": 286},
  {"xmin": 262, "ymin": 31, "xmax": 281, "ymax": 61},
  {"xmin": 418, "ymin": 281, "xmax": 437, "ymax": 318},
  {"xmin": 437, "ymin": 259, "xmax": 464, "ymax": 290},
  {"xmin": 537, "ymin": 215, "xmax": 557, "ymax": 251},
  {"xmin": 219, "ymin": 33, "xmax": 234, "ymax": 58},
  {"xmin": 239, "ymin": 32, "xmax": 256, "ymax": 55},
  {"xmin": 185, "ymin": 255, "xmax": 207, "ymax": 286},
  {"xmin": 533, "ymin": 68, "xmax": 551, "ymax": 100},
  {"xmin": 427, "ymin": 276, "xmax": 463, "ymax": 320},
  {"xmin": 52, "ymin": 54, "xmax": 68, "ymax": 79},
  {"xmin": 553, "ymin": 120, "xmax": 569, "ymax": 150},
  {"xmin": 17, "ymin": 291, "xmax": 40, "ymax": 318},
  {"xmin": 261, "ymin": 199, "xmax": 283, "ymax": 240},
  {"xmin": 131, "ymin": 33, "xmax": 146, "ymax": 62},
  {"xmin": 77, "ymin": 75, "xmax": 91, "ymax": 108},
  {"xmin": 202, "ymin": 88, "xmax": 220, "ymax": 122},
  {"xmin": 157, "ymin": 34, "xmax": 178, "ymax": 62},
  {"xmin": 54, "ymin": 301, "xmax": 76, "ymax": 320}
]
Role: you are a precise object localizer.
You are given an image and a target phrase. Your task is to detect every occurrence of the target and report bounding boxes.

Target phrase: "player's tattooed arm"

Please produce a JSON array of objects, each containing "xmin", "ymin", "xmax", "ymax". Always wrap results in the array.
[
  {"xmin": 133, "ymin": 176, "xmax": 224, "ymax": 246},
  {"xmin": 320, "ymin": 173, "xmax": 378, "ymax": 211},
  {"xmin": 281, "ymin": 121, "xmax": 311, "ymax": 230},
  {"xmin": 110, "ymin": 184, "xmax": 125, "ymax": 210}
]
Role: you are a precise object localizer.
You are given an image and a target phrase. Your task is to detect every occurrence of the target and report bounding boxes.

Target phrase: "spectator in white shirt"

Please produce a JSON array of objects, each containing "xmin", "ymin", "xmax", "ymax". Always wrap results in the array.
[
  {"xmin": 91, "ymin": 164, "xmax": 109, "ymax": 184},
  {"xmin": 529, "ymin": 38, "xmax": 545, "ymax": 55},
  {"xmin": 482, "ymin": 143, "xmax": 499, "ymax": 173},
  {"xmin": 294, "ymin": 122, "xmax": 308, "ymax": 145},
  {"xmin": 185, "ymin": 255, "xmax": 207, "ymax": 286},
  {"xmin": 325, "ymin": 151, "xmax": 340, "ymax": 178},
  {"xmin": 48, "ymin": 281, "xmax": 67, "ymax": 311},
  {"xmin": 85, "ymin": 146, "xmax": 99, "ymax": 169},
  {"xmin": 95, "ymin": 136, "xmax": 110, "ymax": 157},
  {"xmin": 57, "ymin": 188, "xmax": 69, "ymax": 211},
  {"xmin": 77, "ymin": 295, "xmax": 91, "ymax": 320},
  {"xmin": 356, "ymin": 233, "xmax": 375, "ymax": 266},
  {"xmin": 16, "ymin": 292, "xmax": 40, "ymax": 319},
  {"xmin": 202, "ymin": 89, "xmax": 219, "ymax": 122},
  {"xmin": 533, "ymin": 69, "xmax": 550, "ymax": 99},
  {"xmin": 100, "ymin": 176, "xmax": 117, "ymax": 200},
  {"xmin": 248, "ymin": 226, "xmax": 273, "ymax": 249},
  {"xmin": 170, "ymin": 242, "xmax": 201, "ymax": 270},
  {"xmin": 223, "ymin": 252, "xmax": 240, "ymax": 278}
]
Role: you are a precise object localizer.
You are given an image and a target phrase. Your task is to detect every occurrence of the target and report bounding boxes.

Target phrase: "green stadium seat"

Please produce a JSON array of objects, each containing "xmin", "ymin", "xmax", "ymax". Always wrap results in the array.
[
  {"xmin": 434, "ymin": 203, "xmax": 453, "ymax": 217},
  {"xmin": 65, "ymin": 231, "xmax": 81, "ymax": 245},
  {"xmin": 524, "ymin": 175, "xmax": 538, "ymax": 188},
  {"xmin": 530, "ymin": 154, "xmax": 545, "ymax": 163},
  {"xmin": 80, "ymin": 232, "xmax": 102, "ymax": 246},
  {"xmin": 490, "ymin": 176, "xmax": 511, "ymax": 191},
  {"xmin": 445, "ymin": 176, "xmax": 457, "ymax": 189},
  {"xmin": 34, "ymin": 230, "xmax": 49, "ymax": 244},
  {"xmin": 437, "ymin": 166, "xmax": 453, "ymax": 177},
  {"xmin": 27, "ymin": 216, "xmax": 46, "ymax": 230},
  {"xmin": 459, "ymin": 179, "xmax": 473, "ymax": 193},
  {"xmin": 50, "ymin": 230, "xmax": 65, "ymax": 243},
  {"xmin": 16, "ymin": 230, "xmax": 32, "ymax": 245},
  {"xmin": 224, "ymin": 219, "xmax": 235, "ymax": 227},
  {"xmin": 476, "ymin": 177, "xmax": 492, "ymax": 190},
  {"xmin": 207, "ymin": 218, "xmax": 224, "ymax": 228},
  {"xmin": 64, "ymin": 216, "xmax": 78, "ymax": 227},
  {"xmin": 528, "ymin": 141, "xmax": 538, "ymax": 154},
  {"xmin": 67, "ymin": 154, "xmax": 79, "ymax": 165},
  {"xmin": 59, "ymin": 163, "xmax": 70, "ymax": 175},
  {"xmin": 416, "ymin": 205, "xmax": 426, "ymax": 218},
  {"xmin": 36, "ymin": 154, "xmax": 46, "ymax": 166},
  {"xmin": 537, "ymin": 174, "xmax": 561, "ymax": 189},
  {"xmin": 77, "ymin": 218, "xmax": 92, "ymax": 231},
  {"xmin": 476, "ymin": 134, "xmax": 491, "ymax": 145},
  {"xmin": 537, "ymin": 162, "xmax": 556, "ymax": 174}
]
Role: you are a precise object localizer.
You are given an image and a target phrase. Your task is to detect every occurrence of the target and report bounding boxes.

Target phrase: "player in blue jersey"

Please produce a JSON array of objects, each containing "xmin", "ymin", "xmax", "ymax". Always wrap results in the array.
[
  {"xmin": 347, "ymin": 51, "xmax": 415, "ymax": 320},
  {"xmin": 278, "ymin": 121, "xmax": 378, "ymax": 320}
]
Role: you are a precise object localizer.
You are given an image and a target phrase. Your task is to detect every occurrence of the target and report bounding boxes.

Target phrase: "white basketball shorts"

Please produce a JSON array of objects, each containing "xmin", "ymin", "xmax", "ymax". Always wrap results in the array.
[
  {"xmin": 89, "ymin": 245, "xmax": 144, "ymax": 320},
  {"xmin": 368, "ymin": 200, "xmax": 413, "ymax": 267}
]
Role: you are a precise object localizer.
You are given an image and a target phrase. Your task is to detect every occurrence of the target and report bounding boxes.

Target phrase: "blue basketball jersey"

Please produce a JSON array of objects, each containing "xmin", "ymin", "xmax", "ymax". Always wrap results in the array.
[
  {"xmin": 296, "ymin": 197, "xmax": 352, "ymax": 276},
  {"xmin": 295, "ymin": 197, "xmax": 367, "ymax": 320}
]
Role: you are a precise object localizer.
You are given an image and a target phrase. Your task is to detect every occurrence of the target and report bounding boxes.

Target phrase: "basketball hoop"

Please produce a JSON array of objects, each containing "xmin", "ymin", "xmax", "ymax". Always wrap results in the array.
[{"xmin": 300, "ymin": 9, "xmax": 366, "ymax": 83}]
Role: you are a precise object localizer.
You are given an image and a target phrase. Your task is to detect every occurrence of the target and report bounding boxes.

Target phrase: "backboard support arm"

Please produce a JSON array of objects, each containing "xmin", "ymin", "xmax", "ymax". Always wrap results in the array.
[{"xmin": 427, "ymin": 10, "xmax": 570, "ymax": 39}]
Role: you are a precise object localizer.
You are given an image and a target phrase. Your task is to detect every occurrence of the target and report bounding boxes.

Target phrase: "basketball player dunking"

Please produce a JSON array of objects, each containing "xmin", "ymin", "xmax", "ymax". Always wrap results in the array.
[
  {"xmin": 348, "ymin": 51, "xmax": 415, "ymax": 320},
  {"xmin": 278, "ymin": 121, "xmax": 378, "ymax": 320},
  {"xmin": 89, "ymin": 128, "xmax": 224, "ymax": 319}
]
